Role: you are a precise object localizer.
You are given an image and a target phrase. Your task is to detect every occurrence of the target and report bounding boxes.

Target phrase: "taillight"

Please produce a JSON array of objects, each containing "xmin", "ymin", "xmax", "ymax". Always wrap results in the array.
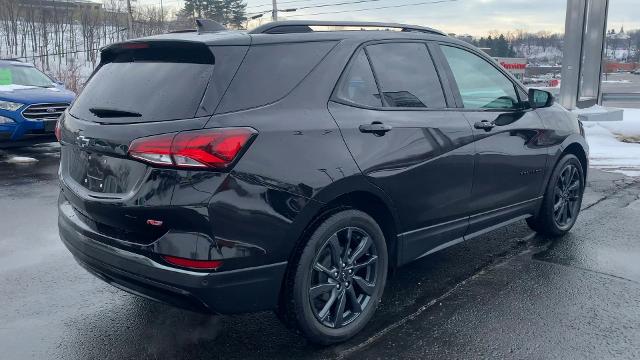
[
  {"xmin": 120, "ymin": 42, "xmax": 150, "ymax": 49},
  {"xmin": 128, "ymin": 127, "xmax": 256, "ymax": 169},
  {"xmin": 55, "ymin": 118, "xmax": 62, "ymax": 142},
  {"xmin": 162, "ymin": 255, "xmax": 223, "ymax": 270}
]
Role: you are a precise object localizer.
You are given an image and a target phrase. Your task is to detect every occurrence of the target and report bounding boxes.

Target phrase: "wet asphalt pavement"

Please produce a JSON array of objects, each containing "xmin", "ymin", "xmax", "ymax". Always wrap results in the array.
[{"xmin": 1, "ymin": 142, "xmax": 639, "ymax": 359}]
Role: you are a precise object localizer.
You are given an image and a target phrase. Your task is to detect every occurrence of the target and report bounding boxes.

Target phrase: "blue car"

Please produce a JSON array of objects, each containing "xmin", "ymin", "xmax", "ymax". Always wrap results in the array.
[{"xmin": 0, "ymin": 59, "xmax": 76, "ymax": 141}]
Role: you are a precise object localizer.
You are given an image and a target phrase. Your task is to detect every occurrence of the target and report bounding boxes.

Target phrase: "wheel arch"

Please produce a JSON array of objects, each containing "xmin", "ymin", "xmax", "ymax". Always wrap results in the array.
[
  {"xmin": 276, "ymin": 178, "xmax": 400, "ymax": 322},
  {"xmin": 543, "ymin": 137, "xmax": 589, "ymax": 193},
  {"xmin": 290, "ymin": 177, "xmax": 401, "ymax": 269},
  {"xmin": 527, "ymin": 138, "xmax": 588, "ymax": 236},
  {"xmin": 563, "ymin": 142, "xmax": 588, "ymax": 178}
]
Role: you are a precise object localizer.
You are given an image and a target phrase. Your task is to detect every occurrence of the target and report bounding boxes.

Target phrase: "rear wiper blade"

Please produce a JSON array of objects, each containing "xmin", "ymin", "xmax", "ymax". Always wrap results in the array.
[{"xmin": 89, "ymin": 107, "xmax": 142, "ymax": 118}]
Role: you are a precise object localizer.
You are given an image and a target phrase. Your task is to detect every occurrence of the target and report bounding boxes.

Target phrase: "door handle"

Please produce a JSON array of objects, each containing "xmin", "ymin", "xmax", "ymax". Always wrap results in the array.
[
  {"xmin": 474, "ymin": 120, "xmax": 496, "ymax": 131},
  {"xmin": 359, "ymin": 121, "xmax": 392, "ymax": 136}
]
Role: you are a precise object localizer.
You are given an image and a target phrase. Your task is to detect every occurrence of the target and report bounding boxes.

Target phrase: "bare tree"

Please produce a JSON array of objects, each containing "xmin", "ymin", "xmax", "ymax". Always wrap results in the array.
[{"xmin": 0, "ymin": 0, "xmax": 172, "ymax": 91}]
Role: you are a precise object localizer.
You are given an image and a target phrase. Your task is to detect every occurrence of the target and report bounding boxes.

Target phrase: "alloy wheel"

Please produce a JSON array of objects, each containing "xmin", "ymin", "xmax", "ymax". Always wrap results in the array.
[
  {"xmin": 308, "ymin": 227, "xmax": 379, "ymax": 329},
  {"xmin": 553, "ymin": 164, "xmax": 582, "ymax": 229}
]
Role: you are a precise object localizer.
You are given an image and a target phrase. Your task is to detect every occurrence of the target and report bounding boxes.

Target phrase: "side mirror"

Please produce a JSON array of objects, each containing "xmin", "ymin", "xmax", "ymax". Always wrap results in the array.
[{"xmin": 528, "ymin": 88, "xmax": 554, "ymax": 109}]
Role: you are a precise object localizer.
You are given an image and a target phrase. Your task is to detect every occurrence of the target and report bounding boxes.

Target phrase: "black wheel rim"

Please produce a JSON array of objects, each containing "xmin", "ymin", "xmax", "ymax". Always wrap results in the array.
[
  {"xmin": 308, "ymin": 227, "xmax": 379, "ymax": 329},
  {"xmin": 553, "ymin": 164, "xmax": 582, "ymax": 229}
]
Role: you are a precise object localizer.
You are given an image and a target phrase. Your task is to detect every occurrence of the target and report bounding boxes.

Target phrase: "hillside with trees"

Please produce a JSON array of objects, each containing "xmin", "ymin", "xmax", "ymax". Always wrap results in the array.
[{"xmin": 463, "ymin": 28, "xmax": 639, "ymax": 64}]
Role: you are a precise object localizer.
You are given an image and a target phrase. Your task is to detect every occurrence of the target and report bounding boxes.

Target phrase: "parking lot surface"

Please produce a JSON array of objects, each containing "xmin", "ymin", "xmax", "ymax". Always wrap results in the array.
[{"xmin": 1, "ymin": 143, "xmax": 639, "ymax": 359}]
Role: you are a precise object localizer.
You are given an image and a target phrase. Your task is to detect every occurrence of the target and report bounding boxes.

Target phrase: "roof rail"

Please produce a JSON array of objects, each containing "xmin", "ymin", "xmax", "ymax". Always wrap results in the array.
[
  {"xmin": 249, "ymin": 21, "xmax": 447, "ymax": 36},
  {"xmin": 195, "ymin": 19, "xmax": 227, "ymax": 34}
]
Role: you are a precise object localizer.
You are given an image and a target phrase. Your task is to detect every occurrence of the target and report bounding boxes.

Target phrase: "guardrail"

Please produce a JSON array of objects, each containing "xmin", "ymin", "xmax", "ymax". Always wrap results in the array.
[{"xmin": 602, "ymin": 93, "xmax": 640, "ymax": 101}]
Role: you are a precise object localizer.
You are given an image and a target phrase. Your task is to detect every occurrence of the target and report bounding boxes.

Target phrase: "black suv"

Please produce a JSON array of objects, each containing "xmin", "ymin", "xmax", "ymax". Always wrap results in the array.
[{"xmin": 57, "ymin": 21, "xmax": 588, "ymax": 344}]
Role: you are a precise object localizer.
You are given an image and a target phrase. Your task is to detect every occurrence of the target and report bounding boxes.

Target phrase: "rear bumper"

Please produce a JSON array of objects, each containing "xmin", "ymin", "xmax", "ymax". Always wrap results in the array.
[{"xmin": 59, "ymin": 200, "xmax": 287, "ymax": 314}]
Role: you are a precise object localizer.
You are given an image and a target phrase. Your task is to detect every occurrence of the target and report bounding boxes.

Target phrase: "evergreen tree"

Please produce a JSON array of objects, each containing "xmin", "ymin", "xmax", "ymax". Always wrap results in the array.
[
  {"xmin": 204, "ymin": 0, "xmax": 226, "ymax": 23},
  {"xmin": 181, "ymin": 0, "xmax": 246, "ymax": 28},
  {"xmin": 226, "ymin": 0, "xmax": 247, "ymax": 29},
  {"xmin": 495, "ymin": 34, "xmax": 508, "ymax": 57},
  {"xmin": 182, "ymin": 0, "xmax": 208, "ymax": 18},
  {"xmin": 475, "ymin": 34, "xmax": 517, "ymax": 57}
]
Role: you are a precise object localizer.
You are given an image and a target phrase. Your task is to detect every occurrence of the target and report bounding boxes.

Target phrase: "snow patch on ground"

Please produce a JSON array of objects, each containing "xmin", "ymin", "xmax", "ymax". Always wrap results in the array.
[
  {"xmin": 581, "ymin": 108, "xmax": 640, "ymax": 177},
  {"xmin": 32, "ymin": 142, "xmax": 60, "ymax": 149},
  {"xmin": 4, "ymin": 156, "xmax": 38, "ymax": 164},
  {"xmin": 628, "ymin": 199, "xmax": 640, "ymax": 210}
]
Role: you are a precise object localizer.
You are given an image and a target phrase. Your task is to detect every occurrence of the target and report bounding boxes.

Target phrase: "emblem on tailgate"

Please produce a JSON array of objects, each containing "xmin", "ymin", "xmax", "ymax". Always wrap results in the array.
[{"xmin": 76, "ymin": 135, "xmax": 90, "ymax": 148}]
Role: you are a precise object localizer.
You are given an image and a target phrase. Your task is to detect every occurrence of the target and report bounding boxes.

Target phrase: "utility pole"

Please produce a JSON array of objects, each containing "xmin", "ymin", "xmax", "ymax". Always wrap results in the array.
[
  {"xmin": 126, "ymin": 0, "xmax": 133, "ymax": 39},
  {"xmin": 272, "ymin": 0, "xmax": 278, "ymax": 22},
  {"xmin": 160, "ymin": 0, "xmax": 164, "ymax": 28}
]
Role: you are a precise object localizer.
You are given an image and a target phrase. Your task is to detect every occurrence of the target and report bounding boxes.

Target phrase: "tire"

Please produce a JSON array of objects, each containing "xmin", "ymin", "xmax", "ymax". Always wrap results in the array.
[
  {"xmin": 527, "ymin": 154, "xmax": 585, "ymax": 237},
  {"xmin": 279, "ymin": 209, "xmax": 388, "ymax": 345}
]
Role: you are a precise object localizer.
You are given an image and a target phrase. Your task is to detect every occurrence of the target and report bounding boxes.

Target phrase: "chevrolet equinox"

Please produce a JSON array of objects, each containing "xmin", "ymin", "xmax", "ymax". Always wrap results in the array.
[{"xmin": 57, "ymin": 20, "xmax": 588, "ymax": 344}]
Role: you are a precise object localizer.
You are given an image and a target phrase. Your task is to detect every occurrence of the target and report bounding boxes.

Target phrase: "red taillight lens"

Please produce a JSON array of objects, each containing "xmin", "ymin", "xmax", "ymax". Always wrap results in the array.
[
  {"xmin": 128, "ymin": 128, "xmax": 256, "ymax": 169},
  {"xmin": 120, "ymin": 42, "xmax": 150, "ymax": 49},
  {"xmin": 55, "ymin": 118, "xmax": 62, "ymax": 142},
  {"xmin": 129, "ymin": 132, "xmax": 175, "ymax": 166},
  {"xmin": 162, "ymin": 255, "xmax": 223, "ymax": 270}
]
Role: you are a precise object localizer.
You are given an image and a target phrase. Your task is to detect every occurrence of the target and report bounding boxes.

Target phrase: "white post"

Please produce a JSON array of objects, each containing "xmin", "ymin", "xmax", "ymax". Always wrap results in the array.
[
  {"xmin": 126, "ymin": 0, "xmax": 133, "ymax": 39},
  {"xmin": 560, "ymin": 0, "xmax": 610, "ymax": 109},
  {"xmin": 559, "ymin": 0, "xmax": 587, "ymax": 110},
  {"xmin": 272, "ymin": 0, "xmax": 278, "ymax": 22}
]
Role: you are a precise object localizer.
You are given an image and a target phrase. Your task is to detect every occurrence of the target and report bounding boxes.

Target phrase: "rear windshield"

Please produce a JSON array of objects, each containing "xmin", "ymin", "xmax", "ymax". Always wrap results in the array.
[{"xmin": 70, "ymin": 42, "xmax": 215, "ymax": 123}]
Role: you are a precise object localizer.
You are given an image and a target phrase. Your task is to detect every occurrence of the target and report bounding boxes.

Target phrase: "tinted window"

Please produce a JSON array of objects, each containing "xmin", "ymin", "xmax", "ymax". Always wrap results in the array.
[
  {"xmin": 366, "ymin": 43, "xmax": 446, "ymax": 108},
  {"xmin": 217, "ymin": 41, "xmax": 337, "ymax": 114},
  {"xmin": 71, "ymin": 43, "xmax": 215, "ymax": 123},
  {"xmin": 196, "ymin": 45, "xmax": 249, "ymax": 116},
  {"xmin": 440, "ymin": 45, "xmax": 520, "ymax": 110},
  {"xmin": 335, "ymin": 50, "xmax": 381, "ymax": 107}
]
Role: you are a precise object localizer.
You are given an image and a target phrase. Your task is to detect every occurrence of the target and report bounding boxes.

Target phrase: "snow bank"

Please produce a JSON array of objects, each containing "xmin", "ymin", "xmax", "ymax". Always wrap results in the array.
[
  {"xmin": 574, "ymin": 104, "xmax": 610, "ymax": 114},
  {"xmin": 32, "ymin": 142, "xmax": 61, "ymax": 148},
  {"xmin": 5, "ymin": 156, "xmax": 39, "ymax": 164},
  {"xmin": 582, "ymin": 108, "xmax": 640, "ymax": 176},
  {"xmin": 517, "ymin": 44, "xmax": 562, "ymax": 63},
  {"xmin": 602, "ymin": 80, "xmax": 631, "ymax": 84}
]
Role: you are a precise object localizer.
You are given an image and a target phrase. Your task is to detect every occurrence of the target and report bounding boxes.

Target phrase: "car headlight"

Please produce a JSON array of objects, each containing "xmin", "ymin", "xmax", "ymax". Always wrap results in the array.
[
  {"xmin": 0, "ymin": 115, "xmax": 15, "ymax": 124},
  {"xmin": 0, "ymin": 100, "xmax": 24, "ymax": 111}
]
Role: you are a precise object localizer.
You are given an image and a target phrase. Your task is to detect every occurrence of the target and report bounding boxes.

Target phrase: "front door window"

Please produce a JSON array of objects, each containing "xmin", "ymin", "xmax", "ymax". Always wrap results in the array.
[{"xmin": 440, "ymin": 45, "xmax": 520, "ymax": 110}]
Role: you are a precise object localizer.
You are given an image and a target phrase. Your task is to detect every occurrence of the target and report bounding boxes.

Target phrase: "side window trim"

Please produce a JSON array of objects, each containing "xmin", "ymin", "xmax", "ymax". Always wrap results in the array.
[
  {"xmin": 363, "ymin": 46, "xmax": 388, "ymax": 107},
  {"xmin": 330, "ymin": 46, "xmax": 381, "ymax": 109},
  {"xmin": 331, "ymin": 40, "xmax": 455, "ymax": 111},
  {"xmin": 427, "ymin": 42, "xmax": 460, "ymax": 109},
  {"xmin": 436, "ymin": 42, "xmax": 528, "ymax": 112},
  {"xmin": 332, "ymin": 48, "xmax": 383, "ymax": 108}
]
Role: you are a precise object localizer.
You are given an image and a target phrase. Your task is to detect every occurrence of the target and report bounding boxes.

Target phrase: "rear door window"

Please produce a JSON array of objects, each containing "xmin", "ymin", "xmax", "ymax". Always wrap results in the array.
[
  {"xmin": 366, "ymin": 43, "xmax": 446, "ymax": 108},
  {"xmin": 70, "ymin": 42, "xmax": 215, "ymax": 123},
  {"xmin": 334, "ymin": 50, "xmax": 382, "ymax": 107}
]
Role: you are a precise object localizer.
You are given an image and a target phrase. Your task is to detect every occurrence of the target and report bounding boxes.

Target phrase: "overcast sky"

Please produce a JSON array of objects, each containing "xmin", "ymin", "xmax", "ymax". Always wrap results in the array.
[{"xmin": 140, "ymin": 0, "xmax": 640, "ymax": 36}]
